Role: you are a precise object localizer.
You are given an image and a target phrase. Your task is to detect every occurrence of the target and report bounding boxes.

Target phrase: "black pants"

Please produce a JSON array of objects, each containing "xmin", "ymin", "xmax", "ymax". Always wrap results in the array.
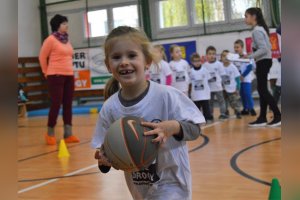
[
  {"xmin": 194, "ymin": 100, "xmax": 213, "ymax": 120},
  {"xmin": 256, "ymin": 59, "xmax": 281, "ymax": 120}
]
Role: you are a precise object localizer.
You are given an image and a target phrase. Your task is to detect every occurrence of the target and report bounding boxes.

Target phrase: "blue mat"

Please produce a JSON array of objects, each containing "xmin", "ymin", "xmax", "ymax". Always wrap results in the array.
[{"xmin": 28, "ymin": 104, "xmax": 103, "ymax": 117}]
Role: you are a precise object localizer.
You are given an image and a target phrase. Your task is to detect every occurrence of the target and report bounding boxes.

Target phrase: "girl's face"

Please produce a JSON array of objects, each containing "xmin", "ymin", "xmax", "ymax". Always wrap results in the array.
[
  {"xmin": 171, "ymin": 47, "xmax": 182, "ymax": 61},
  {"xmin": 153, "ymin": 47, "xmax": 163, "ymax": 61},
  {"xmin": 244, "ymin": 12, "xmax": 256, "ymax": 26},
  {"xmin": 106, "ymin": 38, "xmax": 150, "ymax": 88},
  {"xmin": 58, "ymin": 21, "xmax": 69, "ymax": 33}
]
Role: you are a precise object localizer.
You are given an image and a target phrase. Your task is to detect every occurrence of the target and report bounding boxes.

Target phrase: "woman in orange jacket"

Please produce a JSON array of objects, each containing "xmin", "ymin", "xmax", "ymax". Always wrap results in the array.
[{"xmin": 39, "ymin": 14, "xmax": 79, "ymax": 145}]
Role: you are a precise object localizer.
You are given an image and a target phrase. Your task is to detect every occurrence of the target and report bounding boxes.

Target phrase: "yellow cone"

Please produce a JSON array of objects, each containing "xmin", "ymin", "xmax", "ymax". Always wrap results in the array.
[{"xmin": 58, "ymin": 139, "xmax": 70, "ymax": 158}]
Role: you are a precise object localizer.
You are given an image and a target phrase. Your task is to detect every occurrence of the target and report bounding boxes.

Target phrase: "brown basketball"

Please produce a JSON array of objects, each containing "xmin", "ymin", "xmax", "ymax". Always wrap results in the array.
[{"xmin": 103, "ymin": 116, "xmax": 158, "ymax": 172}]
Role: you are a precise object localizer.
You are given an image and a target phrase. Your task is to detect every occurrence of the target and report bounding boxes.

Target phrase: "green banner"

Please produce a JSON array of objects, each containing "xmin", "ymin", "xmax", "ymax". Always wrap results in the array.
[{"xmin": 91, "ymin": 76, "xmax": 112, "ymax": 85}]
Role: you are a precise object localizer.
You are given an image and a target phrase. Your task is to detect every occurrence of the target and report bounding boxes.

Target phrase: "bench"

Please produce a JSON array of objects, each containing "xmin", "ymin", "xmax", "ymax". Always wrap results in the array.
[{"xmin": 18, "ymin": 57, "xmax": 104, "ymax": 115}]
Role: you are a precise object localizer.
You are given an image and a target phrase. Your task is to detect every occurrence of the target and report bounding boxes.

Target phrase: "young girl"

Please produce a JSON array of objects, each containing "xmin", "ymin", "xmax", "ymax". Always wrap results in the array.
[
  {"xmin": 169, "ymin": 44, "xmax": 190, "ymax": 96},
  {"xmin": 148, "ymin": 44, "xmax": 172, "ymax": 85},
  {"xmin": 245, "ymin": 7, "xmax": 281, "ymax": 127},
  {"xmin": 91, "ymin": 26, "xmax": 205, "ymax": 200}
]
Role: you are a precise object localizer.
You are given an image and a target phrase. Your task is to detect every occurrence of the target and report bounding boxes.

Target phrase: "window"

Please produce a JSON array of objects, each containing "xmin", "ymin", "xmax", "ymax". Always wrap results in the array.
[
  {"xmin": 194, "ymin": 0, "xmax": 225, "ymax": 24},
  {"xmin": 85, "ymin": 4, "xmax": 139, "ymax": 38},
  {"xmin": 158, "ymin": 0, "xmax": 188, "ymax": 28},
  {"xmin": 86, "ymin": 9, "xmax": 108, "ymax": 37},
  {"xmin": 231, "ymin": 0, "xmax": 257, "ymax": 19},
  {"xmin": 150, "ymin": 0, "xmax": 271, "ymax": 39},
  {"xmin": 113, "ymin": 5, "xmax": 139, "ymax": 28}
]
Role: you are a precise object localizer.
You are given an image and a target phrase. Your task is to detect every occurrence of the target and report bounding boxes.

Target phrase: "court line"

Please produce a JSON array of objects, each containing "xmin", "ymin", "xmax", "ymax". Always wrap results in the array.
[
  {"xmin": 18, "ymin": 121, "xmax": 222, "ymax": 193},
  {"xmin": 18, "ymin": 140, "xmax": 91, "ymax": 162},
  {"xmin": 18, "ymin": 164, "xmax": 97, "ymax": 194},
  {"xmin": 230, "ymin": 137, "xmax": 281, "ymax": 186}
]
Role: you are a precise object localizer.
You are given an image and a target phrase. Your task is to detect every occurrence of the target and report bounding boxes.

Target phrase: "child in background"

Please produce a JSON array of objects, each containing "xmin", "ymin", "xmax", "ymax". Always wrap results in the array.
[
  {"xmin": 169, "ymin": 44, "xmax": 190, "ymax": 96},
  {"xmin": 189, "ymin": 53, "xmax": 214, "ymax": 123},
  {"xmin": 92, "ymin": 26, "xmax": 205, "ymax": 200},
  {"xmin": 203, "ymin": 46, "xmax": 228, "ymax": 120},
  {"xmin": 233, "ymin": 39, "xmax": 256, "ymax": 116},
  {"xmin": 221, "ymin": 50, "xmax": 242, "ymax": 119},
  {"xmin": 268, "ymin": 58, "xmax": 281, "ymax": 106},
  {"xmin": 148, "ymin": 44, "xmax": 172, "ymax": 85}
]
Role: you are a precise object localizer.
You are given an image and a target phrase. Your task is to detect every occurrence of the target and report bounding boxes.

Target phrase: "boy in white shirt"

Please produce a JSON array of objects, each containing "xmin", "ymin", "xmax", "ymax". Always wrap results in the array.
[
  {"xmin": 189, "ymin": 53, "xmax": 213, "ymax": 123},
  {"xmin": 221, "ymin": 50, "xmax": 242, "ymax": 119},
  {"xmin": 203, "ymin": 46, "xmax": 228, "ymax": 120}
]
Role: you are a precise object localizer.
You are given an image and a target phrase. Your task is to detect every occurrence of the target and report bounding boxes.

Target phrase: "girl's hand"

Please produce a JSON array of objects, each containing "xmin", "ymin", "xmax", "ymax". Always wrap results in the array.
[
  {"xmin": 94, "ymin": 146, "xmax": 111, "ymax": 167},
  {"xmin": 141, "ymin": 120, "xmax": 181, "ymax": 144}
]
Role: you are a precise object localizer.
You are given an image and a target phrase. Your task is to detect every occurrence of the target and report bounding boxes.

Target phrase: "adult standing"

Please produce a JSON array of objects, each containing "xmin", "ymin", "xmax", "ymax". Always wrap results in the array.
[
  {"xmin": 39, "ymin": 14, "xmax": 80, "ymax": 145},
  {"xmin": 244, "ymin": 7, "xmax": 281, "ymax": 127}
]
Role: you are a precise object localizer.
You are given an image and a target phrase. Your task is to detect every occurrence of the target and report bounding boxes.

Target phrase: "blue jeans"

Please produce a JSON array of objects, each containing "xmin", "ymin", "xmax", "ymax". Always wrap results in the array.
[{"xmin": 240, "ymin": 82, "xmax": 254, "ymax": 110}]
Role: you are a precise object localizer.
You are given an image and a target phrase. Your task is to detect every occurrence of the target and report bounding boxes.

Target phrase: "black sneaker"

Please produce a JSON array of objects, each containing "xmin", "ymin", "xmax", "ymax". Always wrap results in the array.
[
  {"xmin": 250, "ymin": 109, "xmax": 257, "ymax": 116},
  {"xmin": 241, "ymin": 109, "xmax": 249, "ymax": 115},
  {"xmin": 248, "ymin": 118, "xmax": 267, "ymax": 127},
  {"xmin": 236, "ymin": 112, "xmax": 242, "ymax": 119},
  {"xmin": 267, "ymin": 116, "xmax": 281, "ymax": 127},
  {"xmin": 225, "ymin": 110, "xmax": 230, "ymax": 116},
  {"xmin": 219, "ymin": 115, "xmax": 229, "ymax": 120}
]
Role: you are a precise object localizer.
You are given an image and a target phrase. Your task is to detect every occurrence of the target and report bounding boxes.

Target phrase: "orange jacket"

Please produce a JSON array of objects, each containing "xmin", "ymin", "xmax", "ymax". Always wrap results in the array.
[{"xmin": 39, "ymin": 35, "xmax": 74, "ymax": 76}]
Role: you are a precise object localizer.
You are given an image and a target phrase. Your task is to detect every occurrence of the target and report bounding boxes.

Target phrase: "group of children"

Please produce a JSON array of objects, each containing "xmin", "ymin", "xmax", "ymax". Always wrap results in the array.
[{"xmin": 146, "ymin": 40, "xmax": 257, "ymax": 123}]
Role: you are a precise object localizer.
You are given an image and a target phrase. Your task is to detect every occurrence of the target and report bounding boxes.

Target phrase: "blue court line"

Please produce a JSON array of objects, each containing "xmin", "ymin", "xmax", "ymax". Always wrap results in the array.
[{"xmin": 27, "ymin": 104, "xmax": 103, "ymax": 117}]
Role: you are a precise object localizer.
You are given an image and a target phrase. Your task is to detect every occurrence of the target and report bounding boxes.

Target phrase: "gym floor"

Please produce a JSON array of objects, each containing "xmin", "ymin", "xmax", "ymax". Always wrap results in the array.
[{"xmin": 17, "ymin": 109, "xmax": 281, "ymax": 200}]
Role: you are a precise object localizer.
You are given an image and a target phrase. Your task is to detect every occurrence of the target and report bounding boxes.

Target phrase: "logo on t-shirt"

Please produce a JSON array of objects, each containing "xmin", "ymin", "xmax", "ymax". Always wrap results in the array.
[
  {"xmin": 194, "ymin": 80, "xmax": 204, "ymax": 90},
  {"xmin": 208, "ymin": 72, "xmax": 216, "ymax": 83},
  {"xmin": 223, "ymin": 75, "xmax": 231, "ymax": 85},
  {"xmin": 150, "ymin": 73, "xmax": 161, "ymax": 84},
  {"xmin": 176, "ymin": 71, "xmax": 186, "ymax": 82},
  {"xmin": 132, "ymin": 163, "xmax": 160, "ymax": 186}
]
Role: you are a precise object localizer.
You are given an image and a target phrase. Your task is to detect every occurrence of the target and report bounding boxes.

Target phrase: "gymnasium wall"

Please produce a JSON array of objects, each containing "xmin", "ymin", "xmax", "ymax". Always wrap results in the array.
[
  {"xmin": 18, "ymin": 1, "xmax": 277, "ymax": 58},
  {"xmin": 18, "ymin": 0, "xmax": 41, "ymax": 57}
]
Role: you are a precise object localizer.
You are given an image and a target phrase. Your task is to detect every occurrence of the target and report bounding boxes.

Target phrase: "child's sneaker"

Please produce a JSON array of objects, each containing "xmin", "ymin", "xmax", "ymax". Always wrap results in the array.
[
  {"xmin": 250, "ymin": 109, "xmax": 257, "ymax": 116},
  {"xmin": 45, "ymin": 134, "xmax": 56, "ymax": 145},
  {"xmin": 241, "ymin": 109, "xmax": 249, "ymax": 115},
  {"xmin": 236, "ymin": 112, "xmax": 242, "ymax": 119},
  {"xmin": 219, "ymin": 115, "xmax": 229, "ymax": 120},
  {"xmin": 64, "ymin": 135, "xmax": 80, "ymax": 143}
]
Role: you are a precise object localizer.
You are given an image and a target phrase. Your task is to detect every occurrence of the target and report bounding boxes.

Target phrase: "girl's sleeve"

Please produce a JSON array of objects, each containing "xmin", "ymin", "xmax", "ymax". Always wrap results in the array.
[
  {"xmin": 39, "ymin": 37, "xmax": 53, "ymax": 75},
  {"xmin": 249, "ymin": 30, "xmax": 270, "ymax": 59},
  {"xmin": 168, "ymin": 88, "xmax": 206, "ymax": 141},
  {"xmin": 91, "ymin": 106, "xmax": 111, "ymax": 149}
]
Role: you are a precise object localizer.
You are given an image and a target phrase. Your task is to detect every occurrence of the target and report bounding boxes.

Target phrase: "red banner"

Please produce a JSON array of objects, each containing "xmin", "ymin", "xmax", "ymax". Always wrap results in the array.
[{"xmin": 245, "ymin": 32, "xmax": 281, "ymax": 58}]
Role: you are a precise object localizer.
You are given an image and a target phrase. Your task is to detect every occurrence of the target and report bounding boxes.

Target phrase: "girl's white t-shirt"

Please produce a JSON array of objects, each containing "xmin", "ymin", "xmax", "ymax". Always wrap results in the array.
[
  {"xmin": 148, "ymin": 60, "xmax": 172, "ymax": 85},
  {"xmin": 169, "ymin": 59, "xmax": 190, "ymax": 93},
  {"xmin": 203, "ymin": 60, "xmax": 226, "ymax": 92},
  {"xmin": 189, "ymin": 67, "xmax": 211, "ymax": 101},
  {"xmin": 222, "ymin": 63, "xmax": 241, "ymax": 93},
  {"xmin": 91, "ymin": 81, "xmax": 205, "ymax": 200}
]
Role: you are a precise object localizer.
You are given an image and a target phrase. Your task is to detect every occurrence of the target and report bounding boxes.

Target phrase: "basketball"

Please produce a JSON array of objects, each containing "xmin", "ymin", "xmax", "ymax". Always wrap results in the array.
[{"xmin": 103, "ymin": 116, "xmax": 159, "ymax": 172}]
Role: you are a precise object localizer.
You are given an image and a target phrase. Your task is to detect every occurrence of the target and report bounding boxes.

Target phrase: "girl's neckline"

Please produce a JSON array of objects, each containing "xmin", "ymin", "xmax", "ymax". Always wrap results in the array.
[{"xmin": 118, "ymin": 81, "xmax": 150, "ymax": 107}]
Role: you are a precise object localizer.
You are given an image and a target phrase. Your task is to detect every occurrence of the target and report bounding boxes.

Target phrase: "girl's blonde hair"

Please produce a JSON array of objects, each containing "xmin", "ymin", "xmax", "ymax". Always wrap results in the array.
[
  {"xmin": 153, "ymin": 44, "xmax": 167, "ymax": 61},
  {"xmin": 169, "ymin": 44, "xmax": 180, "ymax": 60},
  {"xmin": 103, "ymin": 26, "xmax": 153, "ymax": 99}
]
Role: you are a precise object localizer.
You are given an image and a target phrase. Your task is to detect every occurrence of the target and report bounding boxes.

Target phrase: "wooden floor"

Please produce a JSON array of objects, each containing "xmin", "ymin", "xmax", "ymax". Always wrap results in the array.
[{"xmin": 17, "ymin": 111, "xmax": 281, "ymax": 200}]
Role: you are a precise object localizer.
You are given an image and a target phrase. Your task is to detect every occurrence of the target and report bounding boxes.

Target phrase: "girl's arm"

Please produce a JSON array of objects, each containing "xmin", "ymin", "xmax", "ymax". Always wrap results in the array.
[
  {"xmin": 165, "ymin": 74, "xmax": 172, "ymax": 85},
  {"xmin": 142, "ymin": 120, "xmax": 201, "ymax": 143}
]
